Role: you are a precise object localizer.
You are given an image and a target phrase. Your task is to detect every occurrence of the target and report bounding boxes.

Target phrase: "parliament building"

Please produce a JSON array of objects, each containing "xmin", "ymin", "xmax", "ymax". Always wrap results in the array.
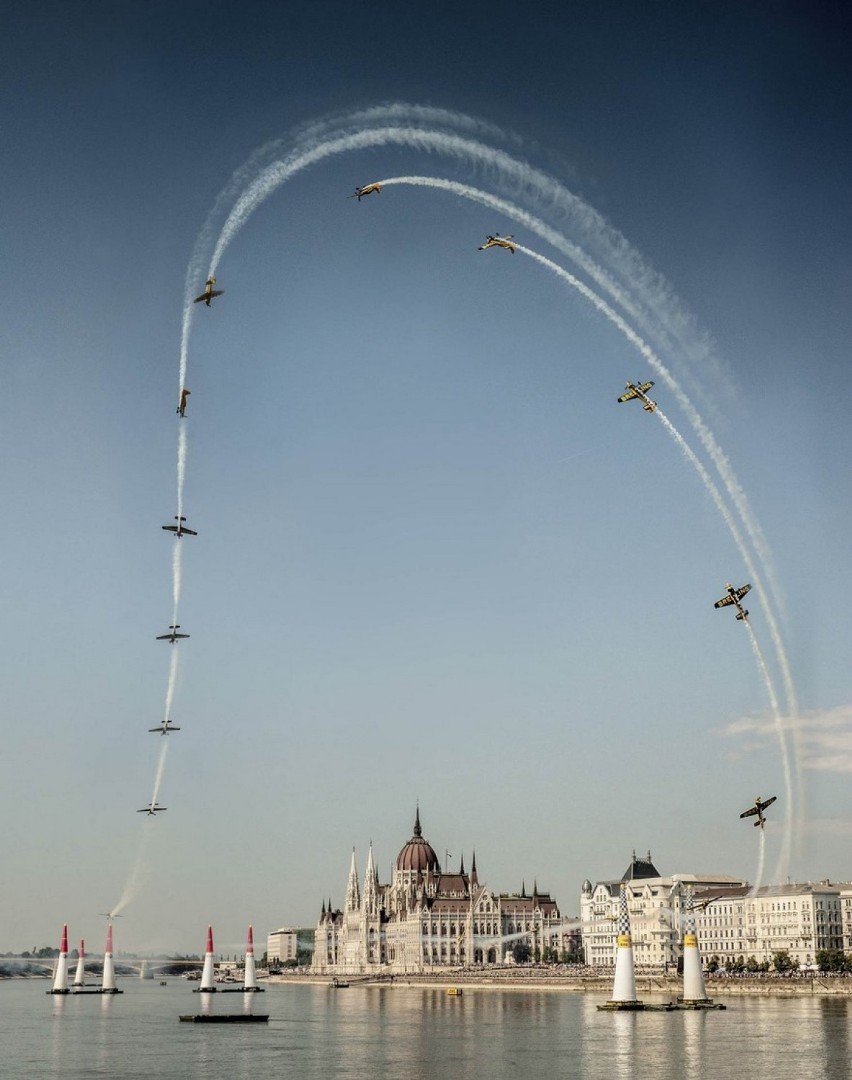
[{"xmin": 312, "ymin": 808, "xmax": 574, "ymax": 974}]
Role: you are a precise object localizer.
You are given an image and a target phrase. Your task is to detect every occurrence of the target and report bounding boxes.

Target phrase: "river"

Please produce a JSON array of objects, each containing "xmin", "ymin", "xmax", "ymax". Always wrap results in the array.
[{"xmin": 3, "ymin": 979, "xmax": 850, "ymax": 1078}]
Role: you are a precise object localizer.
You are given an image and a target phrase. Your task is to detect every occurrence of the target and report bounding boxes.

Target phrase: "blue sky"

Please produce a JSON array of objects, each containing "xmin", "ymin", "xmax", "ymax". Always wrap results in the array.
[{"xmin": 3, "ymin": 1, "xmax": 851, "ymax": 954}]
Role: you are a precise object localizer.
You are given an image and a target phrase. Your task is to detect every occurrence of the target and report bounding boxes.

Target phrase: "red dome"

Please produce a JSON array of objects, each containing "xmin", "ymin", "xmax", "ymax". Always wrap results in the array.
[{"xmin": 395, "ymin": 808, "xmax": 440, "ymax": 874}]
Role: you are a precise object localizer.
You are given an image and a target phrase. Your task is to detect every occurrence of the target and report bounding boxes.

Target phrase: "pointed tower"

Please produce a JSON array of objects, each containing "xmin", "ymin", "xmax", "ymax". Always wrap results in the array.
[
  {"xmin": 363, "ymin": 843, "xmax": 378, "ymax": 917},
  {"xmin": 345, "ymin": 848, "xmax": 361, "ymax": 913},
  {"xmin": 459, "ymin": 853, "xmax": 465, "ymax": 876},
  {"xmin": 600, "ymin": 883, "xmax": 643, "ymax": 1009},
  {"xmin": 48, "ymin": 925, "xmax": 70, "ymax": 994},
  {"xmin": 681, "ymin": 886, "xmax": 713, "ymax": 1005},
  {"xmin": 199, "ymin": 925, "xmax": 217, "ymax": 992},
  {"xmin": 470, "ymin": 851, "xmax": 478, "ymax": 889},
  {"xmin": 101, "ymin": 923, "xmax": 121, "ymax": 993},
  {"xmin": 243, "ymin": 925, "xmax": 259, "ymax": 991},
  {"xmin": 72, "ymin": 939, "xmax": 86, "ymax": 987}
]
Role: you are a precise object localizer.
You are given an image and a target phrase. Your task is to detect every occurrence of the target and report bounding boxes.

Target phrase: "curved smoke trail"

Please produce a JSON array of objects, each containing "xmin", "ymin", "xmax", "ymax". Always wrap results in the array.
[
  {"xmin": 745, "ymin": 622, "xmax": 792, "ymax": 881},
  {"xmin": 179, "ymin": 108, "xmax": 802, "ymax": 858},
  {"xmin": 182, "ymin": 113, "xmax": 785, "ymax": 630},
  {"xmin": 111, "ymin": 828, "xmax": 153, "ymax": 917}
]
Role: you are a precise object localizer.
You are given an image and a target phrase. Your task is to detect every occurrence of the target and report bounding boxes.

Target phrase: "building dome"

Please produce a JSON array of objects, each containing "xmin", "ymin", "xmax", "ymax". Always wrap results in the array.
[
  {"xmin": 395, "ymin": 808, "xmax": 440, "ymax": 874},
  {"xmin": 582, "ymin": 879, "xmax": 593, "ymax": 895}
]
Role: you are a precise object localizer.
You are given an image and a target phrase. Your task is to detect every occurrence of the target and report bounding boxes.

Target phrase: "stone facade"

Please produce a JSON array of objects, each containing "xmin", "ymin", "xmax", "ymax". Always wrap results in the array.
[{"xmin": 312, "ymin": 809, "xmax": 576, "ymax": 974}]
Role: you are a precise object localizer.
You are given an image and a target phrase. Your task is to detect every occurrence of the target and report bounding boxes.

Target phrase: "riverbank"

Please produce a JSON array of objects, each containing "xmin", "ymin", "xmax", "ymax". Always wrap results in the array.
[{"xmin": 266, "ymin": 971, "xmax": 852, "ymax": 996}]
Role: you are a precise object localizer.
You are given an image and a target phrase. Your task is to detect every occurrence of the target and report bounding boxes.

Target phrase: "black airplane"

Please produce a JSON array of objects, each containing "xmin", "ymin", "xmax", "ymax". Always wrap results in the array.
[
  {"xmin": 137, "ymin": 802, "xmax": 167, "ymax": 816},
  {"xmin": 162, "ymin": 516, "xmax": 197, "ymax": 538},
  {"xmin": 193, "ymin": 277, "xmax": 224, "ymax": 306},
  {"xmin": 714, "ymin": 582, "xmax": 752, "ymax": 622},
  {"xmin": 740, "ymin": 795, "xmax": 777, "ymax": 829},
  {"xmin": 156, "ymin": 625, "xmax": 189, "ymax": 643},
  {"xmin": 148, "ymin": 719, "xmax": 181, "ymax": 736}
]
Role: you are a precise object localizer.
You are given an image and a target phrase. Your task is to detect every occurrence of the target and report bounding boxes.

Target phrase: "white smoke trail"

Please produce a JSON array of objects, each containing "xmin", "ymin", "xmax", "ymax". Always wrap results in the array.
[
  {"xmin": 655, "ymin": 410, "xmax": 794, "ymax": 882},
  {"xmin": 745, "ymin": 621, "xmax": 792, "ymax": 882},
  {"xmin": 163, "ymin": 647, "xmax": 180, "ymax": 725},
  {"xmin": 176, "ymin": 423, "xmax": 188, "ymax": 523},
  {"xmin": 110, "ymin": 828, "xmax": 153, "ymax": 917},
  {"xmin": 190, "ymin": 122, "xmax": 784, "ymax": 648},
  {"xmin": 150, "ymin": 738, "xmax": 170, "ymax": 807},
  {"xmin": 751, "ymin": 827, "xmax": 767, "ymax": 898},
  {"xmin": 171, "ymin": 540, "xmax": 183, "ymax": 625}
]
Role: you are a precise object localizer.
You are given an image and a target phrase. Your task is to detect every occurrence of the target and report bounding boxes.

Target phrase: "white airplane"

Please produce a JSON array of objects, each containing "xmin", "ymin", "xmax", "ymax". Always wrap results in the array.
[
  {"xmin": 193, "ymin": 277, "xmax": 224, "ymax": 306},
  {"xmin": 156, "ymin": 624, "xmax": 189, "ymax": 643},
  {"xmin": 137, "ymin": 802, "xmax": 167, "ymax": 816},
  {"xmin": 162, "ymin": 516, "xmax": 197, "ymax": 538}
]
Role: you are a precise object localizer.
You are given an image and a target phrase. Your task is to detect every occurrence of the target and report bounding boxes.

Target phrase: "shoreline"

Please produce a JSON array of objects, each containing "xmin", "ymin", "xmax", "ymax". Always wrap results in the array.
[{"xmin": 266, "ymin": 972, "xmax": 852, "ymax": 997}]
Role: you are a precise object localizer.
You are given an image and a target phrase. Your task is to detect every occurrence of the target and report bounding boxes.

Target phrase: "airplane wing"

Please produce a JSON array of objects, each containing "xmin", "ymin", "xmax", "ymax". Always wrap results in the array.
[
  {"xmin": 735, "ymin": 584, "xmax": 752, "ymax": 601},
  {"xmin": 192, "ymin": 294, "xmax": 207, "ymax": 304},
  {"xmin": 162, "ymin": 526, "xmax": 177, "ymax": 532},
  {"xmin": 762, "ymin": 796, "xmax": 777, "ymax": 809},
  {"xmin": 617, "ymin": 388, "xmax": 639, "ymax": 403},
  {"xmin": 740, "ymin": 806, "xmax": 759, "ymax": 819},
  {"xmin": 182, "ymin": 528, "xmax": 197, "ymax": 536},
  {"xmin": 639, "ymin": 381, "xmax": 655, "ymax": 393},
  {"xmin": 714, "ymin": 594, "xmax": 735, "ymax": 608},
  {"xmin": 155, "ymin": 634, "xmax": 170, "ymax": 639},
  {"xmin": 209, "ymin": 290, "xmax": 224, "ymax": 299}
]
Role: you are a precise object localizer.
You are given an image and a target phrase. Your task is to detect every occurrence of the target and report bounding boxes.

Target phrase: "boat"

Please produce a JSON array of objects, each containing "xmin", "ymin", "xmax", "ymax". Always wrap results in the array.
[{"xmin": 447, "ymin": 987, "xmax": 463, "ymax": 996}]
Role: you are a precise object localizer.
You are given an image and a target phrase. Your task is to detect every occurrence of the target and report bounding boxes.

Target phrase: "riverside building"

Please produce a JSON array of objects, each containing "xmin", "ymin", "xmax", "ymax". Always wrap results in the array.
[
  {"xmin": 581, "ymin": 854, "xmax": 845, "ymax": 969},
  {"xmin": 580, "ymin": 852, "xmax": 746, "ymax": 969},
  {"xmin": 312, "ymin": 808, "xmax": 576, "ymax": 975}
]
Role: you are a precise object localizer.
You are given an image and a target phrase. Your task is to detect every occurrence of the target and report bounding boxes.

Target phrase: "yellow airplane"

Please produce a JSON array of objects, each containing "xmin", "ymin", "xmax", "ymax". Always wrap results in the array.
[
  {"xmin": 177, "ymin": 388, "xmax": 190, "ymax": 417},
  {"xmin": 617, "ymin": 380, "xmax": 656, "ymax": 413},
  {"xmin": 478, "ymin": 234, "xmax": 515, "ymax": 254},
  {"xmin": 193, "ymin": 277, "xmax": 224, "ymax": 306},
  {"xmin": 350, "ymin": 183, "xmax": 382, "ymax": 200}
]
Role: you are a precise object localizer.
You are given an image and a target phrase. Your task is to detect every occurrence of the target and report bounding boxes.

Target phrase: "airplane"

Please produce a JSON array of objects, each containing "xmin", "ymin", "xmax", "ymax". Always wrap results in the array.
[
  {"xmin": 156, "ymin": 625, "xmax": 189, "ymax": 643},
  {"xmin": 177, "ymin": 388, "xmax": 190, "ymax": 417},
  {"xmin": 350, "ymin": 183, "xmax": 382, "ymax": 200},
  {"xmin": 617, "ymin": 380, "xmax": 657, "ymax": 413},
  {"xmin": 148, "ymin": 718, "xmax": 181, "ymax": 735},
  {"xmin": 162, "ymin": 516, "xmax": 197, "ymax": 538},
  {"xmin": 193, "ymin": 277, "xmax": 224, "ymax": 306},
  {"xmin": 137, "ymin": 802, "xmax": 167, "ymax": 816},
  {"xmin": 99, "ymin": 912, "xmax": 123, "ymax": 921},
  {"xmin": 714, "ymin": 582, "xmax": 752, "ymax": 621},
  {"xmin": 740, "ymin": 795, "xmax": 777, "ymax": 829},
  {"xmin": 478, "ymin": 234, "xmax": 515, "ymax": 254}
]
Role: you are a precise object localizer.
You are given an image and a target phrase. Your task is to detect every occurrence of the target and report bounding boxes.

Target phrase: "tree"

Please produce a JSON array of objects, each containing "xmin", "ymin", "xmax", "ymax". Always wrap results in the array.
[
  {"xmin": 512, "ymin": 942, "xmax": 531, "ymax": 964},
  {"xmin": 772, "ymin": 950, "xmax": 797, "ymax": 972},
  {"xmin": 707, "ymin": 955, "xmax": 720, "ymax": 973},
  {"xmin": 745, "ymin": 955, "xmax": 760, "ymax": 973}
]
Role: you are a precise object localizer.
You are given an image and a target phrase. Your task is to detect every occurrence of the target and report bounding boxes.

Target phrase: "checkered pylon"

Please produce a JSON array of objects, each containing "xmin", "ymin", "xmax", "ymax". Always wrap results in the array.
[
  {"xmin": 683, "ymin": 885, "xmax": 696, "ymax": 936},
  {"xmin": 617, "ymin": 883, "xmax": 631, "ymax": 937}
]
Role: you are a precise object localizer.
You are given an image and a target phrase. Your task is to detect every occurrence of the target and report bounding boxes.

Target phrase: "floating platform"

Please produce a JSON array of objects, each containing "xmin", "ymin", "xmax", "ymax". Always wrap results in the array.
[
  {"xmin": 597, "ymin": 1001, "xmax": 674, "ymax": 1012},
  {"xmin": 179, "ymin": 1014, "xmax": 269, "ymax": 1023},
  {"xmin": 447, "ymin": 987, "xmax": 463, "ymax": 997},
  {"xmin": 192, "ymin": 987, "xmax": 218, "ymax": 993},
  {"xmin": 675, "ymin": 998, "xmax": 726, "ymax": 1010},
  {"xmin": 219, "ymin": 987, "xmax": 265, "ymax": 993},
  {"xmin": 46, "ymin": 989, "xmax": 70, "ymax": 995}
]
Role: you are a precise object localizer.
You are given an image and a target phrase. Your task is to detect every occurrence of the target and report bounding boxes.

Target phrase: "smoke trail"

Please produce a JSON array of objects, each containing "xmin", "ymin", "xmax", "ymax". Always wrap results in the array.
[
  {"xmin": 746, "ymin": 621, "xmax": 792, "ymax": 882},
  {"xmin": 110, "ymin": 828, "xmax": 153, "ymax": 917},
  {"xmin": 163, "ymin": 647, "xmax": 180, "ymax": 725},
  {"xmin": 176, "ymin": 423, "xmax": 188, "ymax": 522},
  {"xmin": 171, "ymin": 541, "xmax": 183, "ymax": 625},
  {"xmin": 150, "ymin": 738, "xmax": 170, "ymax": 807},
  {"xmin": 751, "ymin": 827, "xmax": 767, "ymax": 898}
]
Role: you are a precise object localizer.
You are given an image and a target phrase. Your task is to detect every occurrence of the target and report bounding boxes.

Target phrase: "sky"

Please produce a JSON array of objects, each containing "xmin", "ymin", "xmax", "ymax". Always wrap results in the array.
[{"xmin": 2, "ymin": 0, "xmax": 851, "ymax": 956}]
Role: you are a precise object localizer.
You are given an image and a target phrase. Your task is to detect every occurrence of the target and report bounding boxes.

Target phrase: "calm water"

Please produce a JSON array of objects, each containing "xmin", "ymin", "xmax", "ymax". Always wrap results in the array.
[{"xmin": 2, "ymin": 979, "xmax": 851, "ymax": 1079}]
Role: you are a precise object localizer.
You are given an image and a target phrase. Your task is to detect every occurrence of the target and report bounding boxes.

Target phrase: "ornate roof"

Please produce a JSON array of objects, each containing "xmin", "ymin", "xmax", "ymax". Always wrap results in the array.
[{"xmin": 395, "ymin": 807, "xmax": 440, "ymax": 874}]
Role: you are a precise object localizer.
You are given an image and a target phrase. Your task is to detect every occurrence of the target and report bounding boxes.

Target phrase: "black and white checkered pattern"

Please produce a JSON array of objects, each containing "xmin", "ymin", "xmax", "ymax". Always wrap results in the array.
[{"xmin": 617, "ymin": 885, "xmax": 631, "ymax": 937}]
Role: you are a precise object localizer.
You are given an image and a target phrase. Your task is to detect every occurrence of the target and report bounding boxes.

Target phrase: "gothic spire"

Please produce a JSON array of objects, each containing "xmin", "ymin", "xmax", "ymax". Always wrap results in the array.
[{"xmin": 414, "ymin": 803, "xmax": 422, "ymax": 838}]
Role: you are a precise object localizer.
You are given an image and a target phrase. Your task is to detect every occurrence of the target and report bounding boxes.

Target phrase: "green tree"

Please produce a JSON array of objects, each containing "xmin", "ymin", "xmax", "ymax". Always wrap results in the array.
[
  {"xmin": 745, "ymin": 955, "xmax": 760, "ymax": 973},
  {"xmin": 512, "ymin": 942, "xmax": 531, "ymax": 964},
  {"xmin": 772, "ymin": 950, "xmax": 797, "ymax": 972}
]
